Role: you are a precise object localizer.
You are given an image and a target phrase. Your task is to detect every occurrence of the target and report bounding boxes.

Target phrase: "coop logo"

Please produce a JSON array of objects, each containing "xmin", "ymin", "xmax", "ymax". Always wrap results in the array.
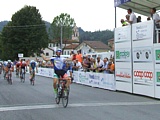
[{"xmin": 134, "ymin": 71, "xmax": 153, "ymax": 79}]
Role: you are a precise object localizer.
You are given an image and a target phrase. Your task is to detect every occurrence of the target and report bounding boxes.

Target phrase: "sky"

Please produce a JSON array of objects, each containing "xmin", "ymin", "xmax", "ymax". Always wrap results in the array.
[{"xmin": 0, "ymin": 0, "xmax": 148, "ymax": 32}]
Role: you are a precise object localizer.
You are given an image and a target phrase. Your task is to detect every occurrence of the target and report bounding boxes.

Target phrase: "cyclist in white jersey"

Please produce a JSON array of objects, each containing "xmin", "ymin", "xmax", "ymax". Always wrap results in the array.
[{"xmin": 41, "ymin": 49, "xmax": 71, "ymax": 98}]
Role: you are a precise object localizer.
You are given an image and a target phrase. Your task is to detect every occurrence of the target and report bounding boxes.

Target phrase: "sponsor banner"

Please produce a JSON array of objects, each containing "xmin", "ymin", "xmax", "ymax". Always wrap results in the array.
[
  {"xmin": 73, "ymin": 71, "xmax": 79, "ymax": 83},
  {"xmin": 115, "ymin": 26, "xmax": 131, "ymax": 42},
  {"xmin": 114, "ymin": 0, "xmax": 131, "ymax": 7},
  {"xmin": 88, "ymin": 73, "xmax": 101, "ymax": 87},
  {"xmin": 155, "ymin": 49, "xmax": 160, "ymax": 63},
  {"xmin": 100, "ymin": 74, "xmax": 116, "ymax": 90},
  {"xmin": 37, "ymin": 68, "xmax": 54, "ymax": 78},
  {"xmin": 132, "ymin": 21, "xmax": 153, "ymax": 41},
  {"xmin": 133, "ymin": 70, "xmax": 154, "ymax": 85},
  {"xmin": 115, "ymin": 68, "xmax": 132, "ymax": 82},
  {"xmin": 76, "ymin": 72, "xmax": 116, "ymax": 91},
  {"xmin": 156, "ymin": 71, "xmax": 160, "ymax": 86},
  {"xmin": 133, "ymin": 47, "xmax": 153, "ymax": 62},
  {"xmin": 115, "ymin": 49, "xmax": 131, "ymax": 61},
  {"xmin": 78, "ymin": 72, "xmax": 89, "ymax": 85}
]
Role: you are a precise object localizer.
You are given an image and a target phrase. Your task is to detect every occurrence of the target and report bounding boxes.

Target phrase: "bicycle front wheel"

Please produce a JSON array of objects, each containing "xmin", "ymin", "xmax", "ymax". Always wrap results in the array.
[{"xmin": 62, "ymin": 88, "xmax": 69, "ymax": 108}]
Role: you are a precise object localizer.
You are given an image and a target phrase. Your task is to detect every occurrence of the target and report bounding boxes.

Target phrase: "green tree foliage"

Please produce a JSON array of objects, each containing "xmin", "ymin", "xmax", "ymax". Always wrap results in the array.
[
  {"xmin": 49, "ymin": 13, "xmax": 75, "ymax": 43},
  {"xmin": 0, "ymin": 5, "xmax": 48, "ymax": 60},
  {"xmin": 79, "ymin": 29, "xmax": 114, "ymax": 44}
]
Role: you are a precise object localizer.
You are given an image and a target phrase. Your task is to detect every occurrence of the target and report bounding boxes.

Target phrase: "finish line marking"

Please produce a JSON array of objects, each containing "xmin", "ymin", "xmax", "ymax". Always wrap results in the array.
[{"xmin": 0, "ymin": 101, "xmax": 160, "ymax": 112}]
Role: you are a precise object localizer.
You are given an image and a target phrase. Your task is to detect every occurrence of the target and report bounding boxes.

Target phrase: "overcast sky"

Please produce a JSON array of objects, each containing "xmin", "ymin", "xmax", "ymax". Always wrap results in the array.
[{"xmin": 0, "ymin": 0, "xmax": 148, "ymax": 32}]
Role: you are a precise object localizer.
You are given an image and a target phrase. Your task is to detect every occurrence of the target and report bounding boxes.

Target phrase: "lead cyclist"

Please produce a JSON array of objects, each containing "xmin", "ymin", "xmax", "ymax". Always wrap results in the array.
[{"xmin": 41, "ymin": 49, "xmax": 71, "ymax": 99}]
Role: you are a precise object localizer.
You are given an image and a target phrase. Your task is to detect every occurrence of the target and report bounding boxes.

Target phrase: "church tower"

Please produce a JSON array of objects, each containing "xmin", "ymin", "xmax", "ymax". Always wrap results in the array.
[{"xmin": 72, "ymin": 23, "xmax": 79, "ymax": 41}]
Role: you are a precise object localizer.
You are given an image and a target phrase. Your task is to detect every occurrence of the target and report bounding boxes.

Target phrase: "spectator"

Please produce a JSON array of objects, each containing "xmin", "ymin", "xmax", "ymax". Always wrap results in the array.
[
  {"xmin": 82, "ymin": 55, "xmax": 88, "ymax": 71},
  {"xmin": 96, "ymin": 57, "xmax": 104, "ymax": 73},
  {"xmin": 126, "ymin": 8, "xmax": 137, "ymax": 24},
  {"xmin": 72, "ymin": 59, "xmax": 82, "ymax": 71},
  {"xmin": 72, "ymin": 60, "xmax": 77, "ymax": 71},
  {"xmin": 101, "ymin": 58, "xmax": 109, "ymax": 73},
  {"xmin": 90, "ymin": 58, "xmax": 97, "ymax": 72},
  {"xmin": 107, "ymin": 59, "xmax": 115, "ymax": 74},
  {"xmin": 70, "ymin": 51, "xmax": 76, "ymax": 61},
  {"xmin": 137, "ymin": 16, "xmax": 141, "ymax": 23},
  {"xmin": 76, "ymin": 50, "xmax": 83, "ymax": 63},
  {"xmin": 121, "ymin": 19, "xmax": 128, "ymax": 26},
  {"xmin": 147, "ymin": 17, "xmax": 151, "ymax": 21}
]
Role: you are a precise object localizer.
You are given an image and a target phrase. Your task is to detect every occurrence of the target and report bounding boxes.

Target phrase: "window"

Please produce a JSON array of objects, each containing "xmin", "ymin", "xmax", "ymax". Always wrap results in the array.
[
  {"xmin": 46, "ymin": 52, "xmax": 49, "ymax": 56},
  {"xmin": 64, "ymin": 51, "xmax": 66, "ymax": 55},
  {"xmin": 68, "ymin": 51, "xmax": 69, "ymax": 55}
]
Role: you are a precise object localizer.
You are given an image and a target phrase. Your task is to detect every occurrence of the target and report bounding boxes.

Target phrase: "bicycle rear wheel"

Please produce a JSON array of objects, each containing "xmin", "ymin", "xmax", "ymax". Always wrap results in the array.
[
  {"xmin": 62, "ymin": 88, "xmax": 69, "ymax": 108},
  {"xmin": 22, "ymin": 73, "xmax": 25, "ymax": 83}
]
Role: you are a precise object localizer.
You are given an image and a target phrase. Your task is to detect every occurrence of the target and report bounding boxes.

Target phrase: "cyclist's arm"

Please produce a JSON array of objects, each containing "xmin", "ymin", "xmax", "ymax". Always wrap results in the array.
[{"xmin": 41, "ymin": 54, "xmax": 50, "ymax": 61}]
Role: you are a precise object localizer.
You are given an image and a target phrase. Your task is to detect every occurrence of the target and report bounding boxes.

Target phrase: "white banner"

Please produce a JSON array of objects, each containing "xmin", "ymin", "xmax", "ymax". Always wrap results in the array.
[
  {"xmin": 133, "ymin": 70, "xmax": 154, "ymax": 85},
  {"xmin": 132, "ymin": 21, "xmax": 153, "ymax": 41},
  {"xmin": 114, "ymin": 26, "xmax": 131, "ymax": 43},
  {"xmin": 115, "ymin": 68, "xmax": 132, "ymax": 83},
  {"xmin": 133, "ymin": 47, "xmax": 153, "ymax": 62},
  {"xmin": 115, "ymin": 48, "xmax": 131, "ymax": 62}
]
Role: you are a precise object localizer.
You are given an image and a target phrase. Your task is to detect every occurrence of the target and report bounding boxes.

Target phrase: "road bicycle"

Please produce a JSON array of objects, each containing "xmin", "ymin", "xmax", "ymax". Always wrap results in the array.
[
  {"xmin": 30, "ymin": 69, "xmax": 35, "ymax": 86},
  {"xmin": 20, "ymin": 68, "xmax": 25, "ymax": 83},
  {"xmin": 55, "ymin": 78, "xmax": 70, "ymax": 108},
  {"xmin": 7, "ymin": 69, "xmax": 12, "ymax": 85},
  {"xmin": 16, "ymin": 68, "xmax": 19, "ymax": 78}
]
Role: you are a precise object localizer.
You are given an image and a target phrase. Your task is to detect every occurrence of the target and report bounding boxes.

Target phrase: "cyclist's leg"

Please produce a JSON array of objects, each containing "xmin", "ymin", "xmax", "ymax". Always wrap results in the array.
[{"xmin": 53, "ymin": 73, "xmax": 59, "ymax": 98}]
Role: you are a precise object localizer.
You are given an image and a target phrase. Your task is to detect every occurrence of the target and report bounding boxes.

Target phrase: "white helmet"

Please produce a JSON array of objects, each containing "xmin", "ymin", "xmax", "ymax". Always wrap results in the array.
[
  {"xmin": 22, "ymin": 61, "xmax": 26, "ymax": 64},
  {"xmin": 30, "ymin": 60, "xmax": 35, "ymax": 63},
  {"xmin": 8, "ymin": 60, "xmax": 11, "ymax": 63}
]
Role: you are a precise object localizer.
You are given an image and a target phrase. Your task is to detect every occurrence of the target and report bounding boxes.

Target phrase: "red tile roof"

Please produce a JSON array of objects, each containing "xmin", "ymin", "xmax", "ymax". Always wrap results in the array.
[
  {"xmin": 64, "ymin": 44, "xmax": 79, "ymax": 49},
  {"xmin": 84, "ymin": 41, "xmax": 110, "ymax": 49}
]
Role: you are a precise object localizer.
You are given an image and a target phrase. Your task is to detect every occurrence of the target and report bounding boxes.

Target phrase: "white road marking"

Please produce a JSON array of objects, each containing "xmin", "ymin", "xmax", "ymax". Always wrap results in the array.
[{"xmin": 0, "ymin": 101, "xmax": 160, "ymax": 112}]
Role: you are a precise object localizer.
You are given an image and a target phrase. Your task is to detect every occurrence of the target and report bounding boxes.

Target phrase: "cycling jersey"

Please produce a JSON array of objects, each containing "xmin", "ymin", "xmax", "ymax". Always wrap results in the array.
[
  {"xmin": 51, "ymin": 56, "xmax": 66, "ymax": 78},
  {"xmin": 30, "ymin": 62, "xmax": 36, "ymax": 70},
  {"xmin": 50, "ymin": 56, "xmax": 64, "ymax": 70}
]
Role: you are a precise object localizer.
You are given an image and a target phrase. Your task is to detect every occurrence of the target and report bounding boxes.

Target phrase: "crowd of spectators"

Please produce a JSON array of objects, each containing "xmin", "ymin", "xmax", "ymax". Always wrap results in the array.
[
  {"xmin": 71, "ymin": 50, "xmax": 115, "ymax": 74},
  {"xmin": 37, "ymin": 50, "xmax": 115, "ymax": 74}
]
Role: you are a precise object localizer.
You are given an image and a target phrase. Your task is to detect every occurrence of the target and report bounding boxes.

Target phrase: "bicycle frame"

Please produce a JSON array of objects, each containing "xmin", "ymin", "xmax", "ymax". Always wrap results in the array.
[
  {"xmin": 56, "ymin": 78, "xmax": 69, "ymax": 108},
  {"xmin": 30, "ymin": 69, "xmax": 35, "ymax": 85}
]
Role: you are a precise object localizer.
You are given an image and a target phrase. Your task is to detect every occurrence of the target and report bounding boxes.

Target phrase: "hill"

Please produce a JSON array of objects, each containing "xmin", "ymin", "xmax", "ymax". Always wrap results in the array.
[{"xmin": 0, "ymin": 20, "xmax": 114, "ymax": 44}]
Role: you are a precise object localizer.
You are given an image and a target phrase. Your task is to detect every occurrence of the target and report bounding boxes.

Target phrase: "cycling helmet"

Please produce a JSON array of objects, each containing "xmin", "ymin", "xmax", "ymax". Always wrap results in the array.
[
  {"xmin": 22, "ymin": 61, "xmax": 26, "ymax": 64},
  {"xmin": 8, "ymin": 60, "xmax": 11, "ymax": 63},
  {"xmin": 56, "ymin": 49, "xmax": 62, "ymax": 53},
  {"xmin": 30, "ymin": 60, "xmax": 35, "ymax": 63}
]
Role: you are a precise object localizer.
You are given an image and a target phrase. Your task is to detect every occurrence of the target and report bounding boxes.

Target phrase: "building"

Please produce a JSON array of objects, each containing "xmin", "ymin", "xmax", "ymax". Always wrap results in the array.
[
  {"xmin": 107, "ymin": 38, "xmax": 114, "ymax": 51},
  {"xmin": 75, "ymin": 41, "xmax": 110, "ymax": 55}
]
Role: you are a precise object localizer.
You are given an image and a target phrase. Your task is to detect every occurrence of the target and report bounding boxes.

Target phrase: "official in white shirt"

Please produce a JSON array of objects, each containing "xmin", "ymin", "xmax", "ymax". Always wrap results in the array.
[
  {"xmin": 126, "ymin": 8, "xmax": 137, "ymax": 24},
  {"xmin": 151, "ymin": 8, "xmax": 160, "ymax": 27}
]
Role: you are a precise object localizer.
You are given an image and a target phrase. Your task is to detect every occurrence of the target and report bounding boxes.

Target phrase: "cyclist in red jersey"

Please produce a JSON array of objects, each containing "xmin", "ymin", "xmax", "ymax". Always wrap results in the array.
[
  {"xmin": 19, "ymin": 60, "xmax": 27, "ymax": 77},
  {"xmin": 16, "ymin": 61, "xmax": 21, "ymax": 76}
]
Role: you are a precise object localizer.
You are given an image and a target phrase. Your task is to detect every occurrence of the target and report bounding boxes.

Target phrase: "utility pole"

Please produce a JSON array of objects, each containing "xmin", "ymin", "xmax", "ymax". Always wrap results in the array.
[{"xmin": 60, "ymin": 23, "xmax": 63, "ymax": 50}]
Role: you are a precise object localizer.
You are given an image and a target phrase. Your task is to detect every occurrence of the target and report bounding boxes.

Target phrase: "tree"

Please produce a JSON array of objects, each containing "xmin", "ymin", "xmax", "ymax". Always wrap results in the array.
[
  {"xmin": 0, "ymin": 5, "xmax": 48, "ymax": 60},
  {"xmin": 49, "ymin": 13, "xmax": 75, "ymax": 49}
]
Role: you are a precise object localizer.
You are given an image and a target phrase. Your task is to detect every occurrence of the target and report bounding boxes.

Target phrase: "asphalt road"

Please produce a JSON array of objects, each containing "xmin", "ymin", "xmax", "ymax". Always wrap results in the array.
[{"xmin": 0, "ymin": 72, "xmax": 160, "ymax": 120}]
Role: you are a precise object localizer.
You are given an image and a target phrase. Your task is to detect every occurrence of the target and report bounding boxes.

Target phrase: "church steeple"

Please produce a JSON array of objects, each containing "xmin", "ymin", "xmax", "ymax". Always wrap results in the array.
[{"xmin": 72, "ymin": 23, "xmax": 79, "ymax": 41}]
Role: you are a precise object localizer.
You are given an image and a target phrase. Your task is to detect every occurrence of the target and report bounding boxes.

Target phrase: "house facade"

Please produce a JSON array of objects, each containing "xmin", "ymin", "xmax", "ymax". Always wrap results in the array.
[{"xmin": 75, "ymin": 41, "xmax": 110, "ymax": 55}]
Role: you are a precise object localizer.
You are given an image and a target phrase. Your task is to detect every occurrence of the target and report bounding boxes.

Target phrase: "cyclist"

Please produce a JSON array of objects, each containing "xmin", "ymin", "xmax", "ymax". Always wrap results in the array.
[
  {"xmin": 5, "ymin": 60, "xmax": 14, "ymax": 79},
  {"xmin": 16, "ymin": 60, "xmax": 21, "ymax": 76},
  {"xmin": 0, "ymin": 61, "xmax": 3, "ymax": 74},
  {"xmin": 41, "ymin": 49, "xmax": 71, "ymax": 99},
  {"xmin": 20, "ymin": 60, "xmax": 27, "ymax": 79},
  {"xmin": 29, "ymin": 60, "xmax": 38, "ymax": 84}
]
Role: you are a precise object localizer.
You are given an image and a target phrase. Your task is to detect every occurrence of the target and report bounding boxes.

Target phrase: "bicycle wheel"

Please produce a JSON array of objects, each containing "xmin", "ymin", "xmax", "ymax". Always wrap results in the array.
[
  {"xmin": 62, "ymin": 87, "xmax": 69, "ymax": 108},
  {"xmin": 23, "ymin": 73, "xmax": 25, "ymax": 83}
]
